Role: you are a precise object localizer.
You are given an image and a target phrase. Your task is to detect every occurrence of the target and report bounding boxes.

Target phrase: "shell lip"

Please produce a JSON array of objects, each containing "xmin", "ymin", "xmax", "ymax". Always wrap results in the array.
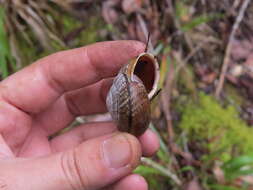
[{"xmin": 130, "ymin": 52, "xmax": 160, "ymax": 99}]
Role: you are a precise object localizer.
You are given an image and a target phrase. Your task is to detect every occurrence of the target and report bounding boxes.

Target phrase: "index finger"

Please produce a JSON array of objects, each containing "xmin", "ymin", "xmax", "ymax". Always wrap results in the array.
[{"xmin": 0, "ymin": 41, "xmax": 145, "ymax": 113}]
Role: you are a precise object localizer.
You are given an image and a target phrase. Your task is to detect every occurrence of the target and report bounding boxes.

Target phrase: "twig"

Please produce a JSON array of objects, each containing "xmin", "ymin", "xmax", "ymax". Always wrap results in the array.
[
  {"xmin": 161, "ymin": 58, "xmax": 175, "ymax": 140},
  {"xmin": 215, "ymin": 0, "xmax": 251, "ymax": 98},
  {"xmin": 141, "ymin": 157, "xmax": 182, "ymax": 186},
  {"xmin": 161, "ymin": 53, "xmax": 200, "ymax": 166},
  {"xmin": 149, "ymin": 123, "xmax": 170, "ymax": 156},
  {"xmin": 175, "ymin": 36, "xmax": 212, "ymax": 75},
  {"xmin": 136, "ymin": 13, "xmax": 154, "ymax": 52},
  {"xmin": 166, "ymin": 0, "xmax": 194, "ymax": 51}
]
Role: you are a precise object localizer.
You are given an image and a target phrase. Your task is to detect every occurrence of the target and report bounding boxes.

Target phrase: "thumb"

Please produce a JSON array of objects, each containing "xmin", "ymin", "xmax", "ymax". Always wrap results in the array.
[{"xmin": 1, "ymin": 133, "xmax": 141, "ymax": 190}]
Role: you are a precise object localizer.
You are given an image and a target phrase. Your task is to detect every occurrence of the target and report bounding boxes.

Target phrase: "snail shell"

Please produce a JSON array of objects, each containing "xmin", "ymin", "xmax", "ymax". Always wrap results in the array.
[{"xmin": 106, "ymin": 53, "xmax": 160, "ymax": 136}]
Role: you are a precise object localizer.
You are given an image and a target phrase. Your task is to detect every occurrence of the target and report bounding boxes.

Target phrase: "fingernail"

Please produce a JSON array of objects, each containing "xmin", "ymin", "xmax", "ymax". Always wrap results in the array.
[{"xmin": 103, "ymin": 134, "xmax": 131, "ymax": 169}]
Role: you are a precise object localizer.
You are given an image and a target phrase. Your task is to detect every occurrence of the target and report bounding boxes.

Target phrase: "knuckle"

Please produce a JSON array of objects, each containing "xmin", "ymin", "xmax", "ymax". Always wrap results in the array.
[
  {"xmin": 42, "ymin": 60, "xmax": 65, "ymax": 94},
  {"xmin": 60, "ymin": 150, "xmax": 91, "ymax": 190},
  {"xmin": 64, "ymin": 93, "xmax": 81, "ymax": 116},
  {"xmin": 84, "ymin": 47, "xmax": 103, "ymax": 78}
]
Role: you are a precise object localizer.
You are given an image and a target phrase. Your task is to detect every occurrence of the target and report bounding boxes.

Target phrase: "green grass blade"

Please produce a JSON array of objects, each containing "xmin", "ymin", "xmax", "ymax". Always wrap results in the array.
[
  {"xmin": 149, "ymin": 123, "xmax": 170, "ymax": 162},
  {"xmin": 0, "ymin": 6, "xmax": 11, "ymax": 78},
  {"xmin": 223, "ymin": 154, "xmax": 253, "ymax": 172},
  {"xmin": 141, "ymin": 157, "xmax": 182, "ymax": 186},
  {"xmin": 181, "ymin": 13, "xmax": 223, "ymax": 32}
]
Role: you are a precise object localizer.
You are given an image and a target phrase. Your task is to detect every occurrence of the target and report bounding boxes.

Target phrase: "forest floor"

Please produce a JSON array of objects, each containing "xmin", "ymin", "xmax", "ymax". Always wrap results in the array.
[{"xmin": 1, "ymin": 0, "xmax": 253, "ymax": 189}]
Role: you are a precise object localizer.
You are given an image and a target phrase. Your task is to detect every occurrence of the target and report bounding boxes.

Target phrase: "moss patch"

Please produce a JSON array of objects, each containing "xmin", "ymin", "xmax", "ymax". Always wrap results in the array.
[{"xmin": 179, "ymin": 92, "xmax": 253, "ymax": 161}]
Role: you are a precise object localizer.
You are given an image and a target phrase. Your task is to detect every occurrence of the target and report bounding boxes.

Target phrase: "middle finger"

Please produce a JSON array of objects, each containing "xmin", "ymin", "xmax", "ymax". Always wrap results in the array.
[{"xmin": 33, "ymin": 79, "xmax": 112, "ymax": 136}]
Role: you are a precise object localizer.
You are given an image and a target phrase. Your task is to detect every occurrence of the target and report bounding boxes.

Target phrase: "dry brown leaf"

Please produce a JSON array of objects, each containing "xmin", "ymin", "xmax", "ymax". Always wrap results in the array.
[
  {"xmin": 127, "ymin": 21, "xmax": 137, "ymax": 39},
  {"xmin": 213, "ymin": 165, "xmax": 225, "ymax": 184},
  {"xmin": 202, "ymin": 72, "xmax": 217, "ymax": 84},
  {"xmin": 122, "ymin": 0, "xmax": 143, "ymax": 14},
  {"xmin": 243, "ymin": 53, "xmax": 253, "ymax": 78},
  {"xmin": 185, "ymin": 178, "xmax": 202, "ymax": 190},
  {"xmin": 135, "ymin": 20, "xmax": 146, "ymax": 42},
  {"xmin": 50, "ymin": 0, "xmax": 72, "ymax": 11},
  {"xmin": 17, "ymin": 8, "xmax": 52, "ymax": 50},
  {"xmin": 106, "ymin": 0, "xmax": 121, "ymax": 6},
  {"xmin": 102, "ymin": 2, "xmax": 119, "ymax": 24},
  {"xmin": 231, "ymin": 38, "xmax": 253, "ymax": 63}
]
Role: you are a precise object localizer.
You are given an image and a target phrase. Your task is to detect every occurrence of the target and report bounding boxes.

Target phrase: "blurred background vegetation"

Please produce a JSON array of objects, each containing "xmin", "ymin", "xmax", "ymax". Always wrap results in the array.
[{"xmin": 1, "ymin": 0, "xmax": 253, "ymax": 189}]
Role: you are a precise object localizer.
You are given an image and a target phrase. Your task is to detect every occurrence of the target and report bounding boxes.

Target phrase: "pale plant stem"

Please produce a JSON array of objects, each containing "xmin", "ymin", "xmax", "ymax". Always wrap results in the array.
[
  {"xmin": 141, "ymin": 157, "xmax": 182, "ymax": 186},
  {"xmin": 215, "ymin": 0, "xmax": 251, "ymax": 98},
  {"xmin": 149, "ymin": 123, "xmax": 170, "ymax": 156}
]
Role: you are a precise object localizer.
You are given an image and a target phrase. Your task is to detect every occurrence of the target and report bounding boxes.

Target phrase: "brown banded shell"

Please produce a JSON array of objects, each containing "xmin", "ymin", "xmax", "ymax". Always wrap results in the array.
[{"xmin": 106, "ymin": 53, "xmax": 160, "ymax": 136}]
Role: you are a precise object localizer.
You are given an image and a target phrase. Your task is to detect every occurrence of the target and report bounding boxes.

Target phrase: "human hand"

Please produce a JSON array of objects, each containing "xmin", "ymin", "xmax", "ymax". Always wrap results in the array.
[{"xmin": 0, "ymin": 41, "xmax": 160, "ymax": 190}]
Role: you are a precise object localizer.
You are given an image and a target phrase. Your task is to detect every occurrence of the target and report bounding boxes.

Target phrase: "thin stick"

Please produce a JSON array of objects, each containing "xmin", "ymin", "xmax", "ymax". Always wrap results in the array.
[
  {"xmin": 144, "ymin": 32, "xmax": 150, "ymax": 52},
  {"xmin": 137, "ymin": 13, "xmax": 154, "ymax": 52},
  {"xmin": 161, "ymin": 54, "xmax": 199, "ymax": 166},
  {"xmin": 149, "ymin": 123, "xmax": 170, "ymax": 156},
  {"xmin": 141, "ymin": 157, "xmax": 182, "ymax": 186},
  {"xmin": 215, "ymin": 0, "xmax": 251, "ymax": 98},
  {"xmin": 150, "ymin": 88, "xmax": 161, "ymax": 101},
  {"xmin": 166, "ymin": 0, "xmax": 194, "ymax": 50},
  {"xmin": 175, "ymin": 36, "xmax": 211, "ymax": 75},
  {"xmin": 161, "ymin": 61, "xmax": 175, "ymax": 140}
]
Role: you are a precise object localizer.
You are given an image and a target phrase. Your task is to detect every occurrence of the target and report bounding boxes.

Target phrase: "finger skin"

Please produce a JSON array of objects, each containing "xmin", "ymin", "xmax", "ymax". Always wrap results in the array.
[
  {"xmin": 0, "ymin": 41, "xmax": 144, "ymax": 152},
  {"xmin": 0, "ymin": 41, "xmax": 145, "ymax": 114},
  {"xmin": 51, "ymin": 122, "xmax": 117, "ymax": 152},
  {"xmin": 1, "ymin": 133, "xmax": 141, "ymax": 190},
  {"xmin": 103, "ymin": 174, "xmax": 148, "ymax": 190},
  {"xmin": 17, "ymin": 127, "xmax": 51, "ymax": 157},
  {"xmin": 0, "ymin": 135, "xmax": 14, "ymax": 158},
  {"xmin": 139, "ymin": 129, "xmax": 160, "ymax": 157},
  {"xmin": 50, "ymin": 122, "xmax": 159, "ymax": 157},
  {"xmin": 64, "ymin": 78, "xmax": 113, "ymax": 116},
  {"xmin": 0, "ymin": 101, "xmax": 31, "ymax": 154},
  {"xmin": 33, "ymin": 79, "xmax": 113, "ymax": 136}
]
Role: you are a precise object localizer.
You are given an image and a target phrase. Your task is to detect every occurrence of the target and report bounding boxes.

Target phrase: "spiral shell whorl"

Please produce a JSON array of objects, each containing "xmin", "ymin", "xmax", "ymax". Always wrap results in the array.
[{"xmin": 106, "ymin": 53, "xmax": 159, "ymax": 136}]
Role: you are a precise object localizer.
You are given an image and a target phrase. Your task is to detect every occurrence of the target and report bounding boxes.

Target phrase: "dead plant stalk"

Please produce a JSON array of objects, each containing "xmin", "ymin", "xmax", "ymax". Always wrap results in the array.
[
  {"xmin": 215, "ymin": 0, "xmax": 251, "ymax": 98},
  {"xmin": 161, "ymin": 57, "xmax": 196, "ymax": 164}
]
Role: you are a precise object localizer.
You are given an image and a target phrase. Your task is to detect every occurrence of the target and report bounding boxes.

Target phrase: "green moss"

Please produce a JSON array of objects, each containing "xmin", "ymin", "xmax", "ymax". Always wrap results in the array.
[
  {"xmin": 179, "ymin": 92, "xmax": 253, "ymax": 161},
  {"xmin": 224, "ymin": 84, "xmax": 245, "ymax": 106},
  {"xmin": 78, "ymin": 17, "xmax": 104, "ymax": 46},
  {"xmin": 61, "ymin": 15, "xmax": 104, "ymax": 46}
]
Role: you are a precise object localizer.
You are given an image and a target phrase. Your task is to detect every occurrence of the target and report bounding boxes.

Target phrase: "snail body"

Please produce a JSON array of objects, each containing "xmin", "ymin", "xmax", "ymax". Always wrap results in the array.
[{"xmin": 106, "ymin": 53, "xmax": 160, "ymax": 136}]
